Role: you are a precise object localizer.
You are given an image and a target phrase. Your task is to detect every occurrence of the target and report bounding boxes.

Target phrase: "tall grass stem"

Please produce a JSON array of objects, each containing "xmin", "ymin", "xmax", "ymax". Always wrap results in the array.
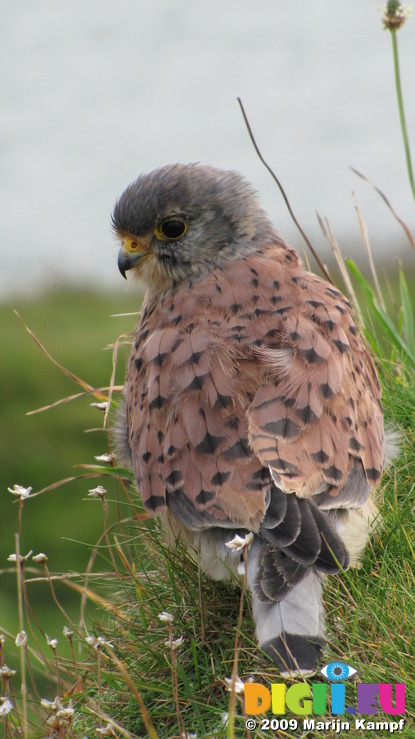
[
  {"xmin": 15, "ymin": 534, "xmax": 28, "ymax": 739},
  {"xmin": 390, "ymin": 28, "xmax": 415, "ymax": 202}
]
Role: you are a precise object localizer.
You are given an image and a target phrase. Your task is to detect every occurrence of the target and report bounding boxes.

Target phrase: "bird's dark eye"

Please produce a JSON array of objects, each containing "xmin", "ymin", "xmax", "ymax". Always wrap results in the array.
[{"xmin": 159, "ymin": 220, "xmax": 187, "ymax": 239}]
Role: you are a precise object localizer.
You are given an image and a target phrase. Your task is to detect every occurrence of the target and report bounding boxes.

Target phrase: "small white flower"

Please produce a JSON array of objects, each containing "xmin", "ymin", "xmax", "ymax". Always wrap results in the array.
[
  {"xmin": 56, "ymin": 703, "xmax": 74, "ymax": 720},
  {"xmin": 86, "ymin": 635, "xmax": 113, "ymax": 650},
  {"xmin": 0, "ymin": 665, "xmax": 16, "ymax": 678},
  {"xmin": 164, "ymin": 636, "xmax": 184, "ymax": 650},
  {"xmin": 8, "ymin": 550, "xmax": 33, "ymax": 564},
  {"xmin": 88, "ymin": 485, "xmax": 106, "ymax": 498},
  {"xmin": 15, "ymin": 631, "xmax": 27, "ymax": 647},
  {"xmin": 225, "ymin": 532, "xmax": 254, "ymax": 551},
  {"xmin": 96, "ymin": 723, "xmax": 117, "ymax": 736},
  {"xmin": 46, "ymin": 635, "xmax": 58, "ymax": 650},
  {"xmin": 94, "ymin": 453, "xmax": 114, "ymax": 464},
  {"xmin": 41, "ymin": 698, "xmax": 57, "ymax": 711},
  {"xmin": 0, "ymin": 698, "xmax": 13, "ymax": 717},
  {"xmin": 33, "ymin": 552, "xmax": 48, "ymax": 563},
  {"xmin": 63, "ymin": 626, "xmax": 74, "ymax": 638},
  {"xmin": 8, "ymin": 484, "xmax": 32, "ymax": 500},
  {"xmin": 180, "ymin": 734, "xmax": 197, "ymax": 739},
  {"xmin": 224, "ymin": 676, "xmax": 245, "ymax": 694},
  {"xmin": 158, "ymin": 611, "xmax": 174, "ymax": 624},
  {"xmin": 46, "ymin": 715, "xmax": 61, "ymax": 729},
  {"xmin": 90, "ymin": 402, "xmax": 108, "ymax": 412}
]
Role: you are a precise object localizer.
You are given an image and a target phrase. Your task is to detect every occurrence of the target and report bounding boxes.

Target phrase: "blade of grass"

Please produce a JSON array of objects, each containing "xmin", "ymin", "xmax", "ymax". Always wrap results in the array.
[
  {"xmin": 346, "ymin": 258, "xmax": 415, "ymax": 367},
  {"xmin": 352, "ymin": 192, "xmax": 386, "ymax": 310},
  {"xmin": 399, "ymin": 266, "xmax": 415, "ymax": 356},
  {"xmin": 350, "ymin": 168, "xmax": 415, "ymax": 251}
]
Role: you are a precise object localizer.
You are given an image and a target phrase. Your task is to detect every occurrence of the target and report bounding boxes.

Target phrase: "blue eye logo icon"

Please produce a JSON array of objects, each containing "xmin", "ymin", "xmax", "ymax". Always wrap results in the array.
[{"xmin": 320, "ymin": 662, "xmax": 357, "ymax": 681}]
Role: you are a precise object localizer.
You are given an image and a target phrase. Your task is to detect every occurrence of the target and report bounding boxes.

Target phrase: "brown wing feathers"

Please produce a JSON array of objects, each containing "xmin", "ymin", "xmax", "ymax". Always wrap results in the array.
[{"xmin": 126, "ymin": 243, "xmax": 384, "ymax": 574}]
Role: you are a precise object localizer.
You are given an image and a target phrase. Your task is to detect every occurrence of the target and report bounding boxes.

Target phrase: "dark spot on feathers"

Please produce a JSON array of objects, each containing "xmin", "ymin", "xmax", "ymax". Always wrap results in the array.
[
  {"xmin": 273, "ymin": 306, "xmax": 291, "ymax": 316},
  {"xmin": 263, "ymin": 418, "xmax": 302, "ymax": 439},
  {"xmin": 251, "ymin": 278, "xmax": 259, "ymax": 287},
  {"xmin": 333, "ymin": 339, "xmax": 349, "ymax": 354},
  {"xmin": 290, "ymin": 331, "xmax": 300, "ymax": 341},
  {"xmin": 144, "ymin": 495, "xmax": 165, "ymax": 511},
  {"xmin": 273, "ymin": 280, "xmax": 280, "ymax": 289},
  {"xmin": 149, "ymin": 395, "xmax": 167, "ymax": 411},
  {"xmin": 246, "ymin": 468, "xmax": 269, "ymax": 490},
  {"xmin": 300, "ymin": 347, "xmax": 323, "ymax": 363},
  {"xmin": 320, "ymin": 383, "xmax": 334, "ymax": 399},
  {"xmin": 223, "ymin": 438, "xmax": 251, "ymax": 460},
  {"xmin": 311, "ymin": 449, "xmax": 330, "ymax": 464},
  {"xmin": 335, "ymin": 304, "xmax": 346, "ymax": 315},
  {"xmin": 270, "ymin": 295, "xmax": 282, "ymax": 305},
  {"xmin": 171, "ymin": 315, "xmax": 182, "ymax": 326},
  {"xmin": 185, "ymin": 373, "xmax": 209, "ymax": 391},
  {"xmin": 187, "ymin": 351, "xmax": 203, "ymax": 364},
  {"xmin": 284, "ymin": 397, "xmax": 295, "ymax": 408},
  {"xmin": 153, "ymin": 352, "xmax": 168, "ymax": 367},
  {"xmin": 185, "ymin": 323, "xmax": 195, "ymax": 333},
  {"xmin": 230, "ymin": 303, "xmax": 242, "ymax": 314},
  {"xmin": 157, "ymin": 431, "xmax": 164, "ymax": 443},
  {"xmin": 349, "ymin": 437, "xmax": 362, "ymax": 452},
  {"xmin": 195, "ymin": 489, "xmax": 216, "ymax": 505},
  {"xmin": 349, "ymin": 324, "xmax": 358, "ymax": 335},
  {"xmin": 134, "ymin": 357, "xmax": 143, "ymax": 372},
  {"xmin": 323, "ymin": 465, "xmax": 343, "ymax": 482},
  {"xmin": 366, "ymin": 467, "xmax": 381, "ymax": 482},
  {"xmin": 142, "ymin": 451, "xmax": 152, "ymax": 463},
  {"xmin": 211, "ymin": 470, "xmax": 231, "ymax": 486},
  {"xmin": 323, "ymin": 320, "xmax": 336, "ymax": 332},
  {"xmin": 215, "ymin": 393, "xmax": 233, "ymax": 409},
  {"xmin": 225, "ymin": 415, "xmax": 240, "ymax": 430},
  {"xmin": 326, "ymin": 287, "xmax": 342, "ymax": 298},
  {"xmin": 296, "ymin": 405, "xmax": 319, "ymax": 424},
  {"xmin": 195, "ymin": 431, "xmax": 224, "ymax": 455},
  {"xmin": 307, "ymin": 300, "xmax": 324, "ymax": 309},
  {"xmin": 165, "ymin": 469, "xmax": 184, "ymax": 487}
]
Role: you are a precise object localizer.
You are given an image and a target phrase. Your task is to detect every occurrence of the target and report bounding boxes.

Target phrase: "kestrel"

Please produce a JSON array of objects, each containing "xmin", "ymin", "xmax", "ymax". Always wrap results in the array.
[{"xmin": 113, "ymin": 163, "xmax": 384, "ymax": 675}]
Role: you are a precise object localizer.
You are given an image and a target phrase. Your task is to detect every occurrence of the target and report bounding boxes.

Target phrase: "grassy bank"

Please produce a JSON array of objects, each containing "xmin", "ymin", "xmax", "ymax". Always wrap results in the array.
[{"xmin": 0, "ymin": 273, "xmax": 414, "ymax": 737}]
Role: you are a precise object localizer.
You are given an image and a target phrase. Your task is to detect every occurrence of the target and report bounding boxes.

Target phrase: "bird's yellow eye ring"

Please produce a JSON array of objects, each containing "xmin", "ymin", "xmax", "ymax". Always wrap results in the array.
[
  {"xmin": 129, "ymin": 241, "xmax": 139, "ymax": 251},
  {"xmin": 154, "ymin": 220, "xmax": 187, "ymax": 240}
]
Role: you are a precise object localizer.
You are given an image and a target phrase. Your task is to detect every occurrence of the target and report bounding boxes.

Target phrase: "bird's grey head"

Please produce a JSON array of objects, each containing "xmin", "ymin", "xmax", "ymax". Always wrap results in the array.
[{"xmin": 112, "ymin": 163, "xmax": 274, "ymax": 290}]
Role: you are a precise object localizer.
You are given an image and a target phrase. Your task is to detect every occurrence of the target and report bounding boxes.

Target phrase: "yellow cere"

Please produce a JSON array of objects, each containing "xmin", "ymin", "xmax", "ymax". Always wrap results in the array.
[{"xmin": 122, "ymin": 237, "xmax": 142, "ymax": 253}]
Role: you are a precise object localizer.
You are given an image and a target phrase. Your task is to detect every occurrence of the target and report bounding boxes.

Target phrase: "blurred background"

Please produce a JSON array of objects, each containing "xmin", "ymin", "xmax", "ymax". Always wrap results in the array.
[{"xmin": 1, "ymin": 0, "xmax": 414, "ymax": 662}]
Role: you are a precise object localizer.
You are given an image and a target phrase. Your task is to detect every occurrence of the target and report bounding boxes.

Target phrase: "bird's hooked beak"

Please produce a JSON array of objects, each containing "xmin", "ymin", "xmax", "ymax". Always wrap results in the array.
[{"xmin": 117, "ymin": 237, "xmax": 149, "ymax": 279}]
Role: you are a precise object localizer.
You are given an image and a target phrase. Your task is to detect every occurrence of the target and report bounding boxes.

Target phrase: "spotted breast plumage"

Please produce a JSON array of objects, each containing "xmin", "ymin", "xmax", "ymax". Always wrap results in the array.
[{"xmin": 112, "ymin": 163, "xmax": 385, "ymax": 675}]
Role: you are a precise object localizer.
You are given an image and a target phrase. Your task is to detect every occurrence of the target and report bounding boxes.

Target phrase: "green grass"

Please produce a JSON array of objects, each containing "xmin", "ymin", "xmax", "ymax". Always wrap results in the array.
[
  {"xmin": 0, "ymin": 277, "xmax": 413, "ymax": 739},
  {"xmin": 0, "ymin": 289, "xmax": 140, "ymax": 689}
]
